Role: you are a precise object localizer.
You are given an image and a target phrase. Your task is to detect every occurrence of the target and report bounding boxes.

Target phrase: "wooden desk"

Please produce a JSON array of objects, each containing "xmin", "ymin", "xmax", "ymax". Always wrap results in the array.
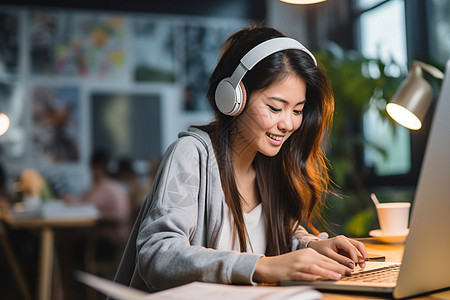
[
  {"xmin": 2, "ymin": 211, "xmax": 97, "ymax": 300},
  {"xmin": 358, "ymin": 237, "xmax": 405, "ymax": 262},
  {"xmin": 321, "ymin": 238, "xmax": 450, "ymax": 299}
]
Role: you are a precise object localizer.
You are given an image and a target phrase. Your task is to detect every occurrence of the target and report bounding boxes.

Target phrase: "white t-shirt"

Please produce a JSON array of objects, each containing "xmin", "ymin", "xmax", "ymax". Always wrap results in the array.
[{"xmin": 216, "ymin": 203, "xmax": 267, "ymax": 255}]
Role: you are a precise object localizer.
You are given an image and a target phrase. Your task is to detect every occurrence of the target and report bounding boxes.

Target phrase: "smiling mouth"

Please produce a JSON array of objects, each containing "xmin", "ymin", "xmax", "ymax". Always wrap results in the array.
[{"xmin": 266, "ymin": 132, "xmax": 283, "ymax": 141}]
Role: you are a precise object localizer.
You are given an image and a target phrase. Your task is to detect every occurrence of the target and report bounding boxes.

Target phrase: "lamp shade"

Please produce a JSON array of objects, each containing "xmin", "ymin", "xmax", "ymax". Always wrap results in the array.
[
  {"xmin": 386, "ymin": 63, "xmax": 433, "ymax": 130},
  {"xmin": 280, "ymin": 0, "xmax": 326, "ymax": 4},
  {"xmin": 0, "ymin": 113, "xmax": 10, "ymax": 136}
]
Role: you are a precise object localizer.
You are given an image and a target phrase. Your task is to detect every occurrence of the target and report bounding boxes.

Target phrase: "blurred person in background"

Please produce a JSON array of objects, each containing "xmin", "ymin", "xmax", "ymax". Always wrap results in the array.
[
  {"xmin": 115, "ymin": 157, "xmax": 146, "ymax": 222},
  {"xmin": 65, "ymin": 148, "xmax": 131, "ymax": 246}
]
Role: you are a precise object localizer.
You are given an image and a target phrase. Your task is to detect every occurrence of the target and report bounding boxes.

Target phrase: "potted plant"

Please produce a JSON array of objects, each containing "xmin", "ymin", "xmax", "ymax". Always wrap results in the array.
[{"xmin": 314, "ymin": 44, "xmax": 403, "ymax": 237}]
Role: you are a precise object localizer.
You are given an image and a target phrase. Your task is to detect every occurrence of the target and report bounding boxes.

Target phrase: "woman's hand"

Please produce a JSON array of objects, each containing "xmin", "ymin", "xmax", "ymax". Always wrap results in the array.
[
  {"xmin": 253, "ymin": 247, "xmax": 353, "ymax": 283},
  {"xmin": 307, "ymin": 235, "xmax": 368, "ymax": 270}
]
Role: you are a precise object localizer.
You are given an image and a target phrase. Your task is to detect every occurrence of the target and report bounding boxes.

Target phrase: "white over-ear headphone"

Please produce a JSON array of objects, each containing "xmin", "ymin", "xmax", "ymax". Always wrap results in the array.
[{"xmin": 214, "ymin": 37, "xmax": 317, "ymax": 116}]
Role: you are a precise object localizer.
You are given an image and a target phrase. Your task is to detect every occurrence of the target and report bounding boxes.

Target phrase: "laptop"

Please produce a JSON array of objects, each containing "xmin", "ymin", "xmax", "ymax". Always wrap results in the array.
[{"xmin": 280, "ymin": 59, "xmax": 450, "ymax": 299}]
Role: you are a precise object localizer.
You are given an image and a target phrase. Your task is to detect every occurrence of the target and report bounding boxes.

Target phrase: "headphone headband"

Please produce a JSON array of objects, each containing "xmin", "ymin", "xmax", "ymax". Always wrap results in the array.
[
  {"xmin": 215, "ymin": 37, "xmax": 317, "ymax": 116},
  {"xmin": 242, "ymin": 37, "xmax": 317, "ymax": 70}
]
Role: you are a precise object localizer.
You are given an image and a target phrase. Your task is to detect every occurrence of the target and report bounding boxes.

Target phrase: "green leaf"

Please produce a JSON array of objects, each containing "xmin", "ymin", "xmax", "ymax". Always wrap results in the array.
[{"xmin": 344, "ymin": 207, "xmax": 375, "ymax": 237}]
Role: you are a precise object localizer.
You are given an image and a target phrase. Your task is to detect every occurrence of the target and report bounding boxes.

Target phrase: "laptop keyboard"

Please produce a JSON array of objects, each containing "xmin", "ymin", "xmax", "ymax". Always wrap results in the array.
[{"xmin": 340, "ymin": 264, "xmax": 401, "ymax": 283}]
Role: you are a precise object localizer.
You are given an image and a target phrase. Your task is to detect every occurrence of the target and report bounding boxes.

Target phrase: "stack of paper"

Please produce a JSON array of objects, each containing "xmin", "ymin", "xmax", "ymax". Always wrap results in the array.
[
  {"xmin": 10, "ymin": 201, "xmax": 99, "ymax": 220},
  {"xmin": 41, "ymin": 201, "xmax": 99, "ymax": 219}
]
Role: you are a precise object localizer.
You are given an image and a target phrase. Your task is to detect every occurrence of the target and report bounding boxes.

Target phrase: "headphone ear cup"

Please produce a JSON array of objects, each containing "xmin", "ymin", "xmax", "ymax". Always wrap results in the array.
[
  {"xmin": 234, "ymin": 81, "xmax": 247, "ymax": 116},
  {"xmin": 215, "ymin": 79, "xmax": 246, "ymax": 116},
  {"xmin": 215, "ymin": 78, "xmax": 236, "ymax": 115}
]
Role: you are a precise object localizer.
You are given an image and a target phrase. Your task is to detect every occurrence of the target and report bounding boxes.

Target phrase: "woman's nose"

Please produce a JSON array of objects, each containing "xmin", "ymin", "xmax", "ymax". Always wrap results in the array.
[{"xmin": 278, "ymin": 112, "xmax": 294, "ymax": 132}]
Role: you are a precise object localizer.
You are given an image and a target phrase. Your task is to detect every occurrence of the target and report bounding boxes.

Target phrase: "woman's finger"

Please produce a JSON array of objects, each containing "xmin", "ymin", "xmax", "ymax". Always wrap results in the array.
[
  {"xmin": 294, "ymin": 263, "xmax": 343, "ymax": 281},
  {"xmin": 324, "ymin": 248, "xmax": 358, "ymax": 271},
  {"xmin": 348, "ymin": 239, "xmax": 368, "ymax": 267},
  {"xmin": 301, "ymin": 248, "xmax": 353, "ymax": 276},
  {"xmin": 308, "ymin": 237, "xmax": 358, "ymax": 270},
  {"xmin": 333, "ymin": 236, "xmax": 366, "ymax": 263},
  {"xmin": 291, "ymin": 272, "xmax": 321, "ymax": 281}
]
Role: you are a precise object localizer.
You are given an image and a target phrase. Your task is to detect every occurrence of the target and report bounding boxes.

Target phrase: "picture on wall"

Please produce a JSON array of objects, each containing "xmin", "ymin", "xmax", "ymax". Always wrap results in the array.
[
  {"xmin": 0, "ymin": 10, "xmax": 19, "ymax": 75},
  {"xmin": 29, "ymin": 12, "xmax": 126, "ymax": 80},
  {"xmin": 28, "ymin": 12, "xmax": 54, "ymax": 76},
  {"xmin": 131, "ymin": 19, "xmax": 177, "ymax": 83},
  {"xmin": 31, "ymin": 85, "xmax": 80, "ymax": 162},
  {"xmin": 90, "ymin": 92, "xmax": 162, "ymax": 161}
]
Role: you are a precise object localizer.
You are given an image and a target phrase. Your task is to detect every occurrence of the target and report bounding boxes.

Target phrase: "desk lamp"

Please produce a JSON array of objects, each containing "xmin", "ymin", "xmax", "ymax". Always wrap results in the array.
[
  {"xmin": 386, "ymin": 60, "xmax": 444, "ymax": 130},
  {"xmin": 0, "ymin": 113, "xmax": 10, "ymax": 136}
]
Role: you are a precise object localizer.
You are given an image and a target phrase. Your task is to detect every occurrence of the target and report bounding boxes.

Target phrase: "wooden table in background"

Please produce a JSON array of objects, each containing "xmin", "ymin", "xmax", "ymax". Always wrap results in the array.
[{"xmin": 1, "ymin": 211, "xmax": 97, "ymax": 300}]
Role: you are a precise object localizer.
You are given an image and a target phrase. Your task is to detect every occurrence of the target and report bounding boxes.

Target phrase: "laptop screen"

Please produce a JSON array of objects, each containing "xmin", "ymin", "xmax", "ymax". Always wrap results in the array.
[{"xmin": 394, "ymin": 59, "xmax": 450, "ymax": 299}]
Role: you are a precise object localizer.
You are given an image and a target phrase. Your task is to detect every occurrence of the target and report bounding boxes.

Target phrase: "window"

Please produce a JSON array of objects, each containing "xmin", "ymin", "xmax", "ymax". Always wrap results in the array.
[
  {"xmin": 357, "ymin": 0, "xmax": 411, "ymax": 177},
  {"xmin": 429, "ymin": 0, "xmax": 450, "ymax": 66}
]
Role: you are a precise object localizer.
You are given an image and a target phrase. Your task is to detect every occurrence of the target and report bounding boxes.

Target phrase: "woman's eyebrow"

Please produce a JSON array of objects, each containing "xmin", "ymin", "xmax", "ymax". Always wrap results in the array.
[{"xmin": 268, "ymin": 96, "xmax": 306, "ymax": 106}]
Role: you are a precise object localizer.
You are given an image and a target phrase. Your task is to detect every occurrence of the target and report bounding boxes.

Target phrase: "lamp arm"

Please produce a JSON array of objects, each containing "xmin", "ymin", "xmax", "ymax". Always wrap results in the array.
[{"xmin": 413, "ymin": 60, "xmax": 445, "ymax": 80}]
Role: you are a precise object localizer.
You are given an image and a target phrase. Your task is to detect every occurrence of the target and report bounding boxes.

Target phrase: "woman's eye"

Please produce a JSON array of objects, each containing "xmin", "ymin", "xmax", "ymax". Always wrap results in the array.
[
  {"xmin": 268, "ymin": 105, "xmax": 282, "ymax": 112},
  {"xmin": 294, "ymin": 110, "xmax": 304, "ymax": 115}
]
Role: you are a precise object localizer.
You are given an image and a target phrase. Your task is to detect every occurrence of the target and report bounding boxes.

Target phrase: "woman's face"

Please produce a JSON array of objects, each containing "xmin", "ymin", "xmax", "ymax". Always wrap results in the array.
[{"xmin": 235, "ymin": 74, "xmax": 306, "ymax": 158}]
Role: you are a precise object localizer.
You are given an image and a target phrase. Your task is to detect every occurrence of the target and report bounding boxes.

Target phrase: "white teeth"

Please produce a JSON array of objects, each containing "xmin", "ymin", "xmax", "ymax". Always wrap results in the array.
[{"xmin": 266, "ymin": 133, "xmax": 282, "ymax": 141}]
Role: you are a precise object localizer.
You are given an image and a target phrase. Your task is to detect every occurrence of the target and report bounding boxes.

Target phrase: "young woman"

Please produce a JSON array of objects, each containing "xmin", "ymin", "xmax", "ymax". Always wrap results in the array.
[{"xmin": 113, "ymin": 25, "xmax": 368, "ymax": 293}]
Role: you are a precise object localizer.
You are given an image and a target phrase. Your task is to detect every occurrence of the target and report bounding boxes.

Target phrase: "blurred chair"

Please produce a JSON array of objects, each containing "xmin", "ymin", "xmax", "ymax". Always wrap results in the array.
[
  {"xmin": 84, "ymin": 220, "xmax": 129, "ymax": 300},
  {"xmin": 0, "ymin": 217, "xmax": 32, "ymax": 300}
]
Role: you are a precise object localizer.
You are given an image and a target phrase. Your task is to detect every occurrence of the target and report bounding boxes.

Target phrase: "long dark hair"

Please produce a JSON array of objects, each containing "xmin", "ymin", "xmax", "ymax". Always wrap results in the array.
[{"xmin": 199, "ymin": 25, "xmax": 334, "ymax": 255}]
